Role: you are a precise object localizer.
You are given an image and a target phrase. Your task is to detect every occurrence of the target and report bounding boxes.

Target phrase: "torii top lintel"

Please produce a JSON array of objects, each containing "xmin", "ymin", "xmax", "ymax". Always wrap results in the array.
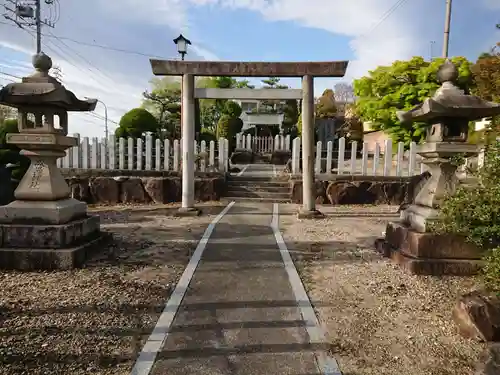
[{"xmin": 149, "ymin": 59, "xmax": 349, "ymax": 77}]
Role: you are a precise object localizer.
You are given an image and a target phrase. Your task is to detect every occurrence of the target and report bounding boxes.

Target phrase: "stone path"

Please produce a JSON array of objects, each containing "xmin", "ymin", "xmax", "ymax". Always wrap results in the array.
[{"xmin": 131, "ymin": 198, "xmax": 334, "ymax": 375}]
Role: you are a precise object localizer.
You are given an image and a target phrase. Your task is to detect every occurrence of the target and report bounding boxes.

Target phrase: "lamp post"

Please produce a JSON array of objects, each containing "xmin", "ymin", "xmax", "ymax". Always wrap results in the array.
[
  {"xmin": 85, "ymin": 97, "xmax": 108, "ymax": 140},
  {"xmin": 173, "ymin": 34, "xmax": 191, "ymax": 61}
]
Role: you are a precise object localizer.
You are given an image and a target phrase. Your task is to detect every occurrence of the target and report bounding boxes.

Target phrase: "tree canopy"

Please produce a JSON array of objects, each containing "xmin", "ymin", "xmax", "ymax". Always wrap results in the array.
[
  {"xmin": 353, "ymin": 56, "xmax": 473, "ymax": 145},
  {"xmin": 116, "ymin": 108, "xmax": 158, "ymax": 138},
  {"xmin": 315, "ymin": 89, "xmax": 337, "ymax": 119}
]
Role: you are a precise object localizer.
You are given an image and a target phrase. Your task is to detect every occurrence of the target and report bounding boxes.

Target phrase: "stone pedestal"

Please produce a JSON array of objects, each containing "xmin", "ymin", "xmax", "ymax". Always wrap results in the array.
[
  {"xmin": 379, "ymin": 142, "xmax": 481, "ymax": 275},
  {"xmin": 378, "ymin": 222, "xmax": 483, "ymax": 275},
  {"xmin": 0, "ymin": 133, "xmax": 101, "ymax": 270}
]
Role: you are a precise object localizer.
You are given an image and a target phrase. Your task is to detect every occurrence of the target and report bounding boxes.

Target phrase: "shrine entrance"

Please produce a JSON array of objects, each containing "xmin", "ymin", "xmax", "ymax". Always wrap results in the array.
[{"xmin": 149, "ymin": 59, "xmax": 348, "ymax": 217}]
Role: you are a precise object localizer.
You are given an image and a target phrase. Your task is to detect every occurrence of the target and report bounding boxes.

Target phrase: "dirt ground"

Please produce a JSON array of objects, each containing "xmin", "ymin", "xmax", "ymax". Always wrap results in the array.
[
  {"xmin": 0, "ymin": 202, "xmax": 225, "ymax": 375},
  {"xmin": 279, "ymin": 203, "xmax": 485, "ymax": 375}
]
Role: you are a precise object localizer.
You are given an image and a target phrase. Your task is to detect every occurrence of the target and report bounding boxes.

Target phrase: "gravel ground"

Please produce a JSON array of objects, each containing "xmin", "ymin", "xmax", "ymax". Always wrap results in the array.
[
  {"xmin": 0, "ymin": 202, "xmax": 226, "ymax": 375},
  {"xmin": 279, "ymin": 203, "xmax": 485, "ymax": 375}
]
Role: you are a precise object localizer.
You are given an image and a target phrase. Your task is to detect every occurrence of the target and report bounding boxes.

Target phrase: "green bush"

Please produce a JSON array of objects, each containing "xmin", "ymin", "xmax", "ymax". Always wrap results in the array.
[
  {"xmin": 433, "ymin": 140, "xmax": 500, "ymax": 292},
  {"xmin": 199, "ymin": 128, "xmax": 217, "ymax": 144},
  {"xmin": 117, "ymin": 108, "xmax": 158, "ymax": 138},
  {"xmin": 216, "ymin": 115, "xmax": 231, "ymax": 139}
]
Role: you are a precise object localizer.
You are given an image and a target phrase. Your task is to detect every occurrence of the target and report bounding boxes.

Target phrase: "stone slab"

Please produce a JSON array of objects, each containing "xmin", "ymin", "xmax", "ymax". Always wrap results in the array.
[
  {"xmin": 0, "ymin": 215, "xmax": 100, "ymax": 249},
  {"xmin": 175, "ymin": 207, "xmax": 202, "ymax": 217},
  {"xmin": 385, "ymin": 221, "xmax": 481, "ymax": 259},
  {"xmin": 389, "ymin": 249, "xmax": 484, "ymax": 276},
  {"xmin": 0, "ymin": 234, "xmax": 105, "ymax": 271},
  {"xmin": 195, "ymin": 88, "xmax": 303, "ymax": 100},
  {"xmin": 150, "ymin": 60, "xmax": 349, "ymax": 77},
  {"xmin": 0, "ymin": 198, "xmax": 87, "ymax": 224},
  {"xmin": 297, "ymin": 209, "xmax": 325, "ymax": 220}
]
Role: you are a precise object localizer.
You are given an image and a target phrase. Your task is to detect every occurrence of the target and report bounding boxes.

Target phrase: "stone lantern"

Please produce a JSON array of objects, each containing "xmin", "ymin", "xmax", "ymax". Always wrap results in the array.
[
  {"xmin": 0, "ymin": 53, "xmax": 101, "ymax": 270},
  {"xmin": 380, "ymin": 60, "xmax": 500, "ymax": 275}
]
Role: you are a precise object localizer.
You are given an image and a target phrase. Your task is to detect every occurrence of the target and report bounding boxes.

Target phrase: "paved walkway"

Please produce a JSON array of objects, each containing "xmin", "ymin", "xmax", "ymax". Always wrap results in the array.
[{"xmin": 140, "ymin": 202, "xmax": 329, "ymax": 375}]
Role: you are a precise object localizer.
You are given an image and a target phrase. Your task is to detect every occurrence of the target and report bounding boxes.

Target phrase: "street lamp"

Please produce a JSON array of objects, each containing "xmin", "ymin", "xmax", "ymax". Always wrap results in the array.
[
  {"xmin": 173, "ymin": 34, "xmax": 191, "ymax": 61},
  {"xmin": 85, "ymin": 97, "xmax": 108, "ymax": 140}
]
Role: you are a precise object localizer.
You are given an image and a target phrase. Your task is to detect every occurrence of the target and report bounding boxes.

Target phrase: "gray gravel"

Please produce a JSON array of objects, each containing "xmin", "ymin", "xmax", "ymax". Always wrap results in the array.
[{"xmin": 0, "ymin": 203, "xmax": 225, "ymax": 375}]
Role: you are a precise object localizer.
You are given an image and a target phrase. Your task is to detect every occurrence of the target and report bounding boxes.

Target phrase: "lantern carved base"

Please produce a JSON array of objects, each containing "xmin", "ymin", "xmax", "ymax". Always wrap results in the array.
[
  {"xmin": 0, "ymin": 134, "xmax": 102, "ymax": 270},
  {"xmin": 376, "ymin": 222, "xmax": 483, "ymax": 276}
]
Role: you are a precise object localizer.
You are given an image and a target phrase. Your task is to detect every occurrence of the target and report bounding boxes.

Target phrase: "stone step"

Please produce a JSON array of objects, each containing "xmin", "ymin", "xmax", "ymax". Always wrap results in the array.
[
  {"xmin": 228, "ymin": 180, "xmax": 290, "ymax": 188},
  {"xmin": 222, "ymin": 196, "xmax": 291, "ymax": 203},
  {"xmin": 225, "ymin": 189, "xmax": 290, "ymax": 199},
  {"xmin": 229, "ymin": 175, "xmax": 289, "ymax": 182},
  {"xmin": 227, "ymin": 185, "xmax": 290, "ymax": 193}
]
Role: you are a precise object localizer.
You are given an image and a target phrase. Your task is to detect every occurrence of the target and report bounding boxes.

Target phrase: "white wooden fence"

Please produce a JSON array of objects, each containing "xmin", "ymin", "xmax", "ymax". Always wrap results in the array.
[
  {"xmin": 236, "ymin": 133, "xmax": 290, "ymax": 153},
  {"xmin": 291, "ymin": 137, "xmax": 422, "ymax": 176},
  {"xmin": 56, "ymin": 134, "xmax": 230, "ymax": 172}
]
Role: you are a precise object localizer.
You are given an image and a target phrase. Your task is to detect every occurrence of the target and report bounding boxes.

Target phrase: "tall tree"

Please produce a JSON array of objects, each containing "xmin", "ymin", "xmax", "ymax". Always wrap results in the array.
[
  {"xmin": 333, "ymin": 83, "xmax": 355, "ymax": 114},
  {"xmin": 315, "ymin": 89, "xmax": 337, "ymax": 118},
  {"xmin": 354, "ymin": 56, "xmax": 473, "ymax": 146}
]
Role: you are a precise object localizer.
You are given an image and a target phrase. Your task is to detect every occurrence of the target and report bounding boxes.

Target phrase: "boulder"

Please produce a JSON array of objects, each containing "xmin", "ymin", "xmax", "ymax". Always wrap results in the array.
[
  {"xmin": 195, "ymin": 177, "xmax": 224, "ymax": 201},
  {"xmin": 142, "ymin": 177, "xmax": 167, "ymax": 204},
  {"xmin": 453, "ymin": 291, "xmax": 500, "ymax": 342},
  {"xmin": 89, "ymin": 177, "xmax": 119, "ymax": 204},
  {"xmin": 120, "ymin": 178, "xmax": 150, "ymax": 204},
  {"xmin": 271, "ymin": 150, "xmax": 291, "ymax": 165},
  {"xmin": 66, "ymin": 177, "xmax": 91, "ymax": 202},
  {"xmin": 290, "ymin": 180, "xmax": 327, "ymax": 203},
  {"xmin": 325, "ymin": 180, "xmax": 406, "ymax": 205},
  {"xmin": 475, "ymin": 344, "xmax": 500, "ymax": 375}
]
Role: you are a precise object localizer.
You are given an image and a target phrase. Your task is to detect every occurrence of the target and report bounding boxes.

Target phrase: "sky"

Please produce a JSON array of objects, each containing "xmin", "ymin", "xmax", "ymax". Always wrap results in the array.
[{"xmin": 0, "ymin": 0, "xmax": 499, "ymax": 138}]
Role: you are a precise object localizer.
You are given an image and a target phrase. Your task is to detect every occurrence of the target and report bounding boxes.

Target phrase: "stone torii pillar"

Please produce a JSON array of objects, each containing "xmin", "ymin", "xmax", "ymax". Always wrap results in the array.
[
  {"xmin": 298, "ymin": 75, "xmax": 323, "ymax": 219},
  {"xmin": 177, "ymin": 73, "xmax": 199, "ymax": 216}
]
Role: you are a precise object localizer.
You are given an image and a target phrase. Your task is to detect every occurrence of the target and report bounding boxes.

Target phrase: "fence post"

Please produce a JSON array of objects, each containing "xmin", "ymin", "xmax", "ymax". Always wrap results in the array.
[
  {"xmin": 136, "ymin": 138, "xmax": 143, "ymax": 170},
  {"xmin": 209, "ymin": 140, "xmax": 215, "ymax": 169},
  {"xmin": 155, "ymin": 138, "xmax": 161, "ymax": 171},
  {"xmin": 274, "ymin": 135, "xmax": 280, "ymax": 151},
  {"xmin": 71, "ymin": 133, "xmax": 80, "ymax": 168},
  {"xmin": 224, "ymin": 138, "xmax": 229, "ymax": 172},
  {"xmin": 200, "ymin": 140, "xmax": 207, "ymax": 172},
  {"xmin": 383, "ymin": 139, "xmax": 392, "ymax": 176},
  {"xmin": 163, "ymin": 139, "xmax": 170, "ymax": 171},
  {"xmin": 396, "ymin": 142, "xmax": 404, "ymax": 176},
  {"xmin": 373, "ymin": 142, "xmax": 381, "ymax": 176},
  {"xmin": 246, "ymin": 134, "xmax": 251, "ymax": 150},
  {"xmin": 173, "ymin": 139, "xmax": 180, "ymax": 172},
  {"xmin": 361, "ymin": 142, "xmax": 368, "ymax": 175},
  {"xmin": 326, "ymin": 141, "xmax": 333, "ymax": 175},
  {"xmin": 100, "ymin": 139, "xmax": 106, "ymax": 169},
  {"xmin": 127, "ymin": 137, "xmax": 134, "ymax": 170},
  {"xmin": 408, "ymin": 141, "xmax": 416, "ymax": 176},
  {"xmin": 81, "ymin": 137, "xmax": 90, "ymax": 169},
  {"xmin": 285, "ymin": 134, "xmax": 291, "ymax": 151},
  {"xmin": 108, "ymin": 135, "xmax": 116, "ymax": 170},
  {"xmin": 145, "ymin": 134, "xmax": 153, "ymax": 170},
  {"xmin": 350, "ymin": 141, "xmax": 357, "ymax": 175},
  {"xmin": 315, "ymin": 141, "xmax": 322, "ymax": 174},
  {"xmin": 218, "ymin": 138, "xmax": 225, "ymax": 172},
  {"xmin": 118, "ymin": 137, "xmax": 125, "ymax": 169},
  {"xmin": 337, "ymin": 137, "xmax": 345, "ymax": 175}
]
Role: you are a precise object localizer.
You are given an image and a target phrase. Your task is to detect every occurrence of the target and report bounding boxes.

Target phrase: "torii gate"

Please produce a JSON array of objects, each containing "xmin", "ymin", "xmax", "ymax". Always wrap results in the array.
[{"xmin": 149, "ymin": 60, "xmax": 349, "ymax": 218}]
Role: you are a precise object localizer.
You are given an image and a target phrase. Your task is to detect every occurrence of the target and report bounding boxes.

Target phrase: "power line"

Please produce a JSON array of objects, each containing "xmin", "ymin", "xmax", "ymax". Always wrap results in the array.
[
  {"xmin": 0, "ymin": 20, "xmax": 168, "ymax": 58},
  {"xmin": 352, "ymin": 0, "xmax": 411, "ymax": 50}
]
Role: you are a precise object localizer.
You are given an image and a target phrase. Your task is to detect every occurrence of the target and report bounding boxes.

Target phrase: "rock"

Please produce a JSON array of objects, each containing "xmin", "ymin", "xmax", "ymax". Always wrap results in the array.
[
  {"xmin": 89, "ymin": 177, "xmax": 119, "ymax": 204},
  {"xmin": 475, "ymin": 344, "xmax": 500, "ymax": 375},
  {"xmin": 290, "ymin": 180, "xmax": 327, "ymax": 203},
  {"xmin": 326, "ymin": 182, "xmax": 353, "ymax": 204},
  {"xmin": 66, "ymin": 177, "xmax": 91, "ymax": 202},
  {"xmin": 120, "ymin": 178, "xmax": 150, "ymax": 204},
  {"xmin": 271, "ymin": 151, "xmax": 292, "ymax": 165},
  {"xmin": 195, "ymin": 177, "xmax": 224, "ymax": 201},
  {"xmin": 142, "ymin": 177, "xmax": 167, "ymax": 203},
  {"xmin": 164, "ymin": 177, "xmax": 182, "ymax": 202},
  {"xmin": 453, "ymin": 291, "xmax": 500, "ymax": 342},
  {"xmin": 230, "ymin": 150, "xmax": 254, "ymax": 164}
]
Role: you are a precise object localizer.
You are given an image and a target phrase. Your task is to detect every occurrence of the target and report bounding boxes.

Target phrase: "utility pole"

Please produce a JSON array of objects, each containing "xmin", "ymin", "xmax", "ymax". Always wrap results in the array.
[
  {"xmin": 2, "ymin": 0, "xmax": 57, "ymax": 54},
  {"xmin": 442, "ymin": 0, "xmax": 452, "ymax": 58},
  {"xmin": 430, "ymin": 41, "xmax": 436, "ymax": 60}
]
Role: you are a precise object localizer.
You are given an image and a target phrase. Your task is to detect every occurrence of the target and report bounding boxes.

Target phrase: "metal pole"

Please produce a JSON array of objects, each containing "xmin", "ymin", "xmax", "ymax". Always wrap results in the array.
[
  {"xmin": 442, "ymin": 0, "xmax": 452, "ymax": 58},
  {"xmin": 35, "ymin": 0, "xmax": 41, "ymax": 53},
  {"xmin": 101, "ymin": 100, "xmax": 108, "ymax": 140}
]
